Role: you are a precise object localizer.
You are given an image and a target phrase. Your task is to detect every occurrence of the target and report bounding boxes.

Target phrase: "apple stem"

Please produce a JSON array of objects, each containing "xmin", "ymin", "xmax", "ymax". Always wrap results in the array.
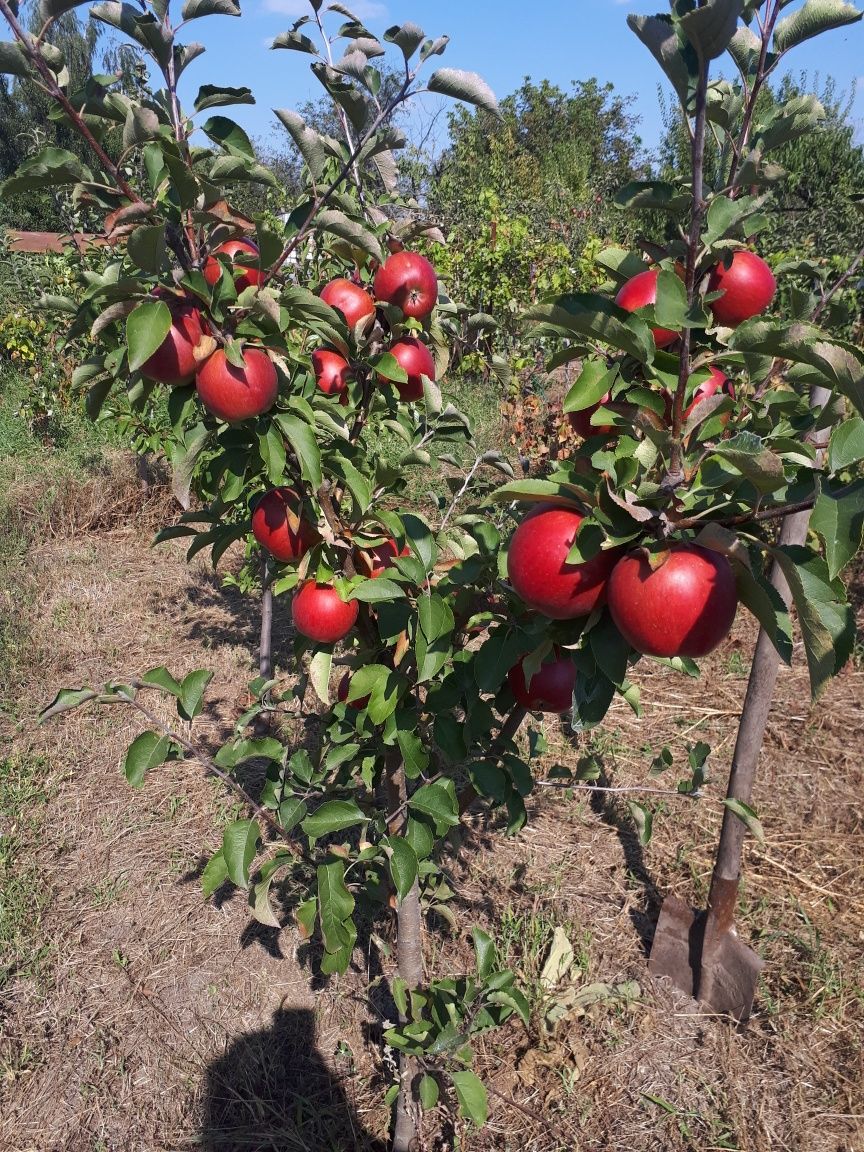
[{"xmin": 667, "ymin": 52, "xmax": 710, "ymax": 487}]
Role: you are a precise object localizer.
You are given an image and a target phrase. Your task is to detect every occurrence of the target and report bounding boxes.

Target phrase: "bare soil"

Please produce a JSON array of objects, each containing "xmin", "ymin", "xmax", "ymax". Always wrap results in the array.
[{"xmin": 1, "ymin": 460, "xmax": 862, "ymax": 1152}]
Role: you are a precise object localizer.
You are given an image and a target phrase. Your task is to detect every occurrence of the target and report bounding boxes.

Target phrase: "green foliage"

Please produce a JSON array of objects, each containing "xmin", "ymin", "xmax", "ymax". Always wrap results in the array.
[{"xmin": 430, "ymin": 78, "xmax": 645, "ymax": 340}]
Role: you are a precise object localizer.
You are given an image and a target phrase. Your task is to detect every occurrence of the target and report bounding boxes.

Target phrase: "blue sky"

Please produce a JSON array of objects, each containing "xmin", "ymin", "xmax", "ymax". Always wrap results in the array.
[{"xmin": 176, "ymin": 0, "xmax": 864, "ymax": 158}]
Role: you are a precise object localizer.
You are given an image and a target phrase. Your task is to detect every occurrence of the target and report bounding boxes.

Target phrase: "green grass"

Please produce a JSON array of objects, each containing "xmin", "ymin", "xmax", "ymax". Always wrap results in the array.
[{"xmin": 0, "ymin": 754, "xmax": 53, "ymax": 991}]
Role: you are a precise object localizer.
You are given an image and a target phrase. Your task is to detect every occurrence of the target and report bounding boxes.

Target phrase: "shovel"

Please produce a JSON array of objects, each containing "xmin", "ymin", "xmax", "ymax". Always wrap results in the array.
[{"xmin": 649, "ymin": 387, "xmax": 831, "ymax": 1021}]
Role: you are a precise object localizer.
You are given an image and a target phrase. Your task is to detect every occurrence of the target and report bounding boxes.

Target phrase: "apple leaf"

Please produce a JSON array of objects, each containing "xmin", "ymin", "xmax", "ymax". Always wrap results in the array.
[
  {"xmin": 222, "ymin": 819, "xmax": 260, "ymax": 889},
  {"xmin": 317, "ymin": 860, "xmax": 355, "ymax": 955},
  {"xmin": 773, "ymin": 0, "xmax": 862, "ymax": 54},
  {"xmin": 811, "ymin": 478, "xmax": 864, "ymax": 580},
  {"xmin": 388, "ymin": 836, "xmax": 418, "ymax": 901},
  {"xmin": 451, "ymin": 1070, "xmax": 488, "ymax": 1128},
  {"xmin": 680, "ymin": 0, "xmax": 745, "ymax": 61},
  {"xmin": 627, "ymin": 14, "xmax": 695, "ymax": 108},
  {"xmin": 427, "ymin": 68, "xmax": 499, "ymax": 116},
  {"xmin": 126, "ymin": 299, "xmax": 172, "ymax": 373},
  {"xmin": 828, "ymin": 416, "xmax": 864, "ymax": 473},
  {"xmin": 302, "ymin": 800, "xmax": 366, "ymax": 842},
  {"xmin": 182, "ymin": 0, "xmax": 240, "ymax": 19},
  {"xmin": 201, "ymin": 848, "xmax": 229, "ymax": 899},
  {"xmin": 194, "ymin": 84, "xmax": 254, "ymax": 111}
]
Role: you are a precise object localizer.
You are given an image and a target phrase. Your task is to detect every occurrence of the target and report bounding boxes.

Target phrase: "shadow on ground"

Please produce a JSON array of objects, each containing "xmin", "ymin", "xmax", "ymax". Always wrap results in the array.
[{"xmin": 200, "ymin": 1006, "xmax": 388, "ymax": 1152}]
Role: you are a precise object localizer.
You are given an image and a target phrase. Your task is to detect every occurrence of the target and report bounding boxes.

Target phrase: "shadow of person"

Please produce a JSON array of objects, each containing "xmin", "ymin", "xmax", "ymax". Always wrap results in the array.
[{"xmin": 200, "ymin": 1005, "xmax": 388, "ymax": 1151}]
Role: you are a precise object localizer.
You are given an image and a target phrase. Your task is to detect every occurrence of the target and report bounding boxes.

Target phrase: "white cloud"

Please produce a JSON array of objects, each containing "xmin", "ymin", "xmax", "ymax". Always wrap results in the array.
[{"xmin": 262, "ymin": 0, "xmax": 387, "ymax": 18}]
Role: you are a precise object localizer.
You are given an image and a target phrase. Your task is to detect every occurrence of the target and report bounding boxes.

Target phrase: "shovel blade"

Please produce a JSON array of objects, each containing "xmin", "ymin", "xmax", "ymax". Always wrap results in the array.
[{"xmin": 649, "ymin": 896, "xmax": 763, "ymax": 1022}]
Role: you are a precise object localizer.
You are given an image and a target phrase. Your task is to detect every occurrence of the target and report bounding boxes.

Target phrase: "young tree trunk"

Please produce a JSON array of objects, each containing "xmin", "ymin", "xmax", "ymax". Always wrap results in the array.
[
  {"xmin": 703, "ymin": 384, "xmax": 832, "ymax": 945},
  {"xmin": 259, "ymin": 557, "xmax": 273, "ymax": 680},
  {"xmin": 386, "ymin": 754, "xmax": 423, "ymax": 1152}
]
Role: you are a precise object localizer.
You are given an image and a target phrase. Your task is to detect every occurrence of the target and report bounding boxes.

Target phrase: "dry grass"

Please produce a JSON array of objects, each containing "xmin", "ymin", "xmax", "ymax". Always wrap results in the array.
[{"xmin": 1, "ymin": 458, "xmax": 862, "ymax": 1152}]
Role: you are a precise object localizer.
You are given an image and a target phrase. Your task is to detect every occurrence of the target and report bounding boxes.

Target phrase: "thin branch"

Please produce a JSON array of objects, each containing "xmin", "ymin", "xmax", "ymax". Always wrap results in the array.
[
  {"xmin": 726, "ymin": 0, "xmax": 781, "ymax": 194},
  {"xmin": 666, "ymin": 55, "xmax": 710, "ymax": 487},
  {"xmin": 117, "ymin": 689, "xmax": 305, "ymax": 856},
  {"xmin": 814, "ymin": 241, "xmax": 864, "ymax": 321},
  {"xmin": 0, "ymin": 0, "xmax": 143, "ymax": 205}
]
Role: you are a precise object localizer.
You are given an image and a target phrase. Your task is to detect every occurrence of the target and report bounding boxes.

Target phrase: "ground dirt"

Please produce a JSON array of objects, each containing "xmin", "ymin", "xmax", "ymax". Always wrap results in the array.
[{"xmin": 1, "ymin": 459, "xmax": 862, "ymax": 1152}]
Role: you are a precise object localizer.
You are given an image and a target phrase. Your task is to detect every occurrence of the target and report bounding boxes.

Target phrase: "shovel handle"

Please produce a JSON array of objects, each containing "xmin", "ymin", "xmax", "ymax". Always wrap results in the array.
[{"xmin": 706, "ymin": 385, "xmax": 831, "ymax": 937}]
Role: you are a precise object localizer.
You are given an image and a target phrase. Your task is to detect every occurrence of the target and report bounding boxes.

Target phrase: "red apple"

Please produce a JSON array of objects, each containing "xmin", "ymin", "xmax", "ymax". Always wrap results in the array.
[
  {"xmin": 684, "ymin": 365, "xmax": 735, "ymax": 420},
  {"xmin": 196, "ymin": 347, "xmax": 278, "ymax": 422},
  {"xmin": 312, "ymin": 348, "xmax": 352, "ymax": 397},
  {"xmin": 356, "ymin": 538, "xmax": 410, "ymax": 578},
  {"xmin": 568, "ymin": 395, "xmax": 614, "ymax": 438},
  {"xmin": 506, "ymin": 504, "xmax": 620, "ymax": 620},
  {"xmin": 320, "ymin": 278, "xmax": 376, "ymax": 330},
  {"xmin": 337, "ymin": 670, "xmax": 370, "ymax": 710},
  {"xmin": 373, "ymin": 250, "xmax": 438, "ymax": 319},
  {"xmin": 615, "ymin": 268, "xmax": 678, "ymax": 348},
  {"xmin": 507, "ymin": 648, "xmax": 576, "ymax": 713},
  {"xmin": 140, "ymin": 296, "xmax": 204, "ymax": 386},
  {"xmin": 251, "ymin": 487, "xmax": 319, "ymax": 563},
  {"xmin": 607, "ymin": 543, "xmax": 738, "ymax": 658},
  {"xmin": 708, "ymin": 251, "xmax": 776, "ymax": 327},
  {"xmin": 385, "ymin": 338, "xmax": 435, "ymax": 402},
  {"xmin": 204, "ymin": 238, "xmax": 262, "ymax": 291},
  {"xmin": 292, "ymin": 581, "xmax": 359, "ymax": 644}
]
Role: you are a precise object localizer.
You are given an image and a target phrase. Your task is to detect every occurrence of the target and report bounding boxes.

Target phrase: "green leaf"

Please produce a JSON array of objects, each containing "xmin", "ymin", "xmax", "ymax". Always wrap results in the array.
[
  {"xmin": 3, "ymin": 146, "xmax": 92, "ymax": 197},
  {"xmin": 201, "ymin": 848, "xmax": 229, "ymax": 898},
  {"xmin": 140, "ymin": 666, "xmax": 182, "ymax": 696},
  {"xmin": 427, "ymin": 68, "xmax": 498, "ymax": 115},
  {"xmin": 525, "ymin": 293, "xmax": 654, "ymax": 363},
  {"xmin": 316, "ymin": 209, "xmax": 383, "ymax": 262},
  {"xmin": 828, "ymin": 417, "xmax": 864, "ymax": 473},
  {"xmin": 680, "ymin": 0, "xmax": 745, "ymax": 61},
  {"xmin": 308, "ymin": 649, "xmax": 332, "ymax": 705},
  {"xmin": 178, "ymin": 669, "xmax": 213, "ymax": 721},
  {"xmin": 589, "ymin": 613, "xmax": 630, "ymax": 686},
  {"xmin": 773, "ymin": 0, "xmax": 862, "ymax": 53},
  {"xmin": 383, "ymin": 20, "xmax": 425, "ymax": 58},
  {"xmin": 396, "ymin": 728, "xmax": 430, "ymax": 780},
  {"xmin": 274, "ymin": 109, "xmax": 328, "ymax": 181},
  {"xmin": 627, "ymin": 14, "xmax": 694, "ymax": 108},
  {"xmin": 274, "ymin": 414, "xmax": 322, "ymax": 489},
  {"xmin": 767, "ymin": 544, "xmax": 855, "ymax": 697},
  {"xmin": 723, "ymin": 798, "xmax": 764, "ymax": 843},
  {"xmin": 127, "ymin": 225, "xmax": 167, "ymax": 275},
  {"xmin": 711, "ymin": 432, "xmax": 786, "ymax": 493},
  {"xmin": 0, "ymin": 41, "xmax": 32, "ymax": 78},
  {"xmin": 222, "ymin": 819, "xmax": 260, "ymax": 889},
  {"xmin": 811, "ymin": 478, "xmax": 864, "ymax": 580},
  {"xmin": 562, "ymin": 359, "xmax": 616, "ymax": 414},
  {"xmin": 317, "ymin": 859, "xmax": 355, "ymax": 954},
  {"xmin": 39, "ymin": 686, "xmax": 98, "ymax": 722},
  {"xmin": 251, "ymin": 872, "xmax": 282, "ymax": 928},
  {"xmin": 348, "ymin": 578, "xmax": 405, "ymax": 603},
  {"xmin": 451, "ymin": 1069, "xmax": 488, "ymax": 1128},
  {"xmin": 202, "ymin": 115, "xmax": 254, "ymax": 157},
  {"xmin": 258, "ymin": 424, "xmax": 286, "ymax": 485},
  {"xmin": 627, "ymin": 800, "xmax": 654, "ymax": 846},
  {"xmin": 388, "ymin": 837, "xmax": 418, "ymax": 901},
  {"xmin": 270, "ymin": 28, "xmax": 319, "ymax": 53},
  {"xmin": 418, "ymin": 1074, "xmax": 439, "ymax": 1110},
  {"xmin": 409, "ymin": 782, "xmax": 459, "ymax": 832},
  {"xmin": 124, "ymin": 730, "xmax": 171, "ymax": 788},
  {"xmin": 614, "ymin": 180, "xmax": 690, "ymax": 214},
  {"xmin": 182, "ymin": 0, "xmax": 240, "ymax": 18},
  {"xmin": 126, "ymin": 299, "xmax": 172, "ymax": 373},
  {"xmin": 472, "ymin": 927, "xmax": 496, "ymax": 983},
  {"xmin": 194, "ymin": 84, "xmax": 254, "ymax": 111},
  {"xmin": 733, "ymin": 561, "xmax": 793, "ymax": 665},
  {"xmin": 302, "ymin": 799, "xmax": 366, "ymax": 842},
  {"xmin": 295, "ymin": 896, "xmax": 317, "ymax": 939}
]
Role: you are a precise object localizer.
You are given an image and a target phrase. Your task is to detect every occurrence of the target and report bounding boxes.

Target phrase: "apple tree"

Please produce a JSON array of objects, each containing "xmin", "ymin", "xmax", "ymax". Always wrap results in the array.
[{"xmin": 6, "ymin": 0, "xmax": 864, "ymax": 1144}]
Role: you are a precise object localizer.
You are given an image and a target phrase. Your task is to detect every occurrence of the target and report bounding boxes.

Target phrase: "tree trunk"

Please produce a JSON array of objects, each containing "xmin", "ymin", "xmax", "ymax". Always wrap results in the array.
[{"xmin": 386, "ymin": 754, "xmax": 423, "ymax": 1152}]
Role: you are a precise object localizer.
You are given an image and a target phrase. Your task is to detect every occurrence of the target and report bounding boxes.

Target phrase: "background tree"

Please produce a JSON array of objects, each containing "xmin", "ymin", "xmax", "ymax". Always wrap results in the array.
[{"xmin": 428, "ymin": 78, "xmax": 646, "ymax": 332}]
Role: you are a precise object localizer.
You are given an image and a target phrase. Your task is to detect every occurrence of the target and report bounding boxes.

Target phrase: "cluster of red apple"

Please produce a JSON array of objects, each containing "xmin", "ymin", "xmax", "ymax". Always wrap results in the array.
[
  {"xmin": 504, "ymin": 504, "xmax": 738, "ymax": 711},
  {"xmin": 138, "ymin": 240, "xmax": 440, "ymax": 418},
  {"xmin": 568, "ymin": 250, "xmax": 774, "ymax": 439},
  {"xmin": 136, "ymin": 240, "xmax": 441, "ymax": 651},
  {"xmin": 511, "ymin": 252, "xmax": 774, "ymax": 712}
]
